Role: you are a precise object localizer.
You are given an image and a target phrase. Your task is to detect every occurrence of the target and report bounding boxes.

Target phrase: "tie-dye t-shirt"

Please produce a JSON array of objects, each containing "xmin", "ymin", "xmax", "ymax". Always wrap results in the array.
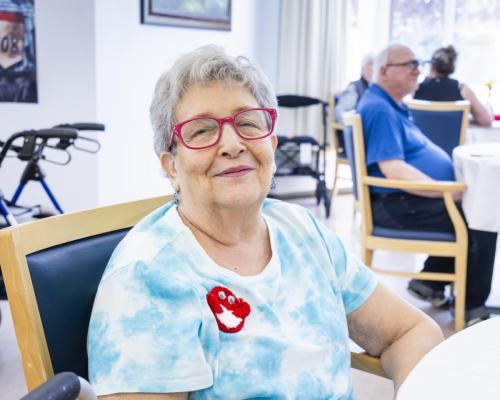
[{"xmin": 88, "ymin": 199, "xmax": 377, "ymax": 399}]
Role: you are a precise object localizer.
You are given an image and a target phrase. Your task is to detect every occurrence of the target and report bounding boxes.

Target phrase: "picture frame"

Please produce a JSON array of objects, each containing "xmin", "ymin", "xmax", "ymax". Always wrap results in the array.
[
  {"xmin": 141, "ymin": 0, "xmax": 231, "ymax": 31},
  {"xmin": 0, "ymin": 0, "xmax": 38, "ymax": 103}
]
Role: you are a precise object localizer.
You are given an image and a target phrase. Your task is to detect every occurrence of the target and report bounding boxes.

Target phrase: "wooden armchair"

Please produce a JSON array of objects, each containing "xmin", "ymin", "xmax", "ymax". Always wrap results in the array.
[
  {"xmin": 343, "ymin": 112, "xmax": 468, "ymax": 331},
  {"xmin": 329, "ymin": 92, "xmax": 351, "ymax": 198}
]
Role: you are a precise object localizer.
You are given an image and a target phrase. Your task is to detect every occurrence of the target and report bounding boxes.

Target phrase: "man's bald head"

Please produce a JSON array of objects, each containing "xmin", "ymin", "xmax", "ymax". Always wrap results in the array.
[{"xmin": 372, "ymin": 44, "xmax": 420, "ymax": 101}]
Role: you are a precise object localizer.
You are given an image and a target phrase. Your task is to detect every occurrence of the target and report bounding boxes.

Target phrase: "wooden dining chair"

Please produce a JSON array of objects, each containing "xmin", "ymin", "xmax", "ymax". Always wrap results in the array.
[
  {"xmin": 0, "ymin": 194, "xmax": 388, "ymax": 392},
  {"xmin": 0, "ymin": 195, "xmax": 171, "ymax": 391},
  {"xmin": 343, "ymin": 112, "xmax": 468, "ymax": 331},
  {"xmin": 407, "ymin": 100, "xmax": 470, "ymax": 156},
  {"xmin": 329, "ymin": 92, "xmax": 351, "ymax": 199}
]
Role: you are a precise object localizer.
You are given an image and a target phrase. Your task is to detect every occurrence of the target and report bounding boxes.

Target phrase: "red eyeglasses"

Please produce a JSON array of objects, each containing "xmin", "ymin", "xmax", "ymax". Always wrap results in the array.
[{"xmin": 168, "ymin": 108, "xmax": 277, "ymax": 150}]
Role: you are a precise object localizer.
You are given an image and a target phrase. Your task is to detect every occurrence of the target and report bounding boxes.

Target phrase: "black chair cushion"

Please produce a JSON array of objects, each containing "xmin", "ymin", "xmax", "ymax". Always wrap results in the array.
[
  {"xmin": 27, "ymin": 229, "xmax": 129, "ymax": 379},
  {"xmin": 373, "ymin": 226, "xmax": 456, "ymax": 241}
]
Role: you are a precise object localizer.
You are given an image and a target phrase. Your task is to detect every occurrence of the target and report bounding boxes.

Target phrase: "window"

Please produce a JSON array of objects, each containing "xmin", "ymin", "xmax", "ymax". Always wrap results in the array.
[
  {"xmin": 391, "ymin": 0, "xmax": 444, "ymax": 61},
  {"xmin": 390, "ymin": 0, "xmax": 500, "ymax": 107},
  {"xmin": 453, "ymin": 0, "xmax": 500, "ymax": 104}
]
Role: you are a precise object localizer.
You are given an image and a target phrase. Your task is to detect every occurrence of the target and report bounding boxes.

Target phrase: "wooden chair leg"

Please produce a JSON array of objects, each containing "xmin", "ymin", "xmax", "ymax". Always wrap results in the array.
[
  {"xmin": 453, "ymin": 254, "xmax": 467, "ymax": 331},
  {"xmin": 331, "ymin": 159, "xmax": 340, "ymax": 199}
]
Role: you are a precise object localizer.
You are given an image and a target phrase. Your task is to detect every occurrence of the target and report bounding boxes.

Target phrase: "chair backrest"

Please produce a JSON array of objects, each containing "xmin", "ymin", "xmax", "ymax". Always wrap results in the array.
[
  {"xmin": 342, "ymin": 124, "xmax": 356, "ymax": 198},
  {"xmin": 407, "ymin": 100, "xmax": 470, "ymax": 156},
  {"xmin": 0, "ymin": 195, "xmax": 172, "ymax": 391},
  {"xmin": 342, "ymin": 112, "xmax": 373, "ymax": 236},
  {"xmin": 329, "ymin": 92, "xmax": 346, "ymax": 158}
]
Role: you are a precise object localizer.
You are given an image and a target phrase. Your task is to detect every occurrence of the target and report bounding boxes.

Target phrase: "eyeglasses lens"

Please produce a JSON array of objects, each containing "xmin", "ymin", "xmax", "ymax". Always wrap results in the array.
[
  {"xmin": 180, "ymin": 109, "xmax": 273, "ymax": 148},
  {"xmin": 409, "ymin": 60, "xmax": 420, "ymax": 69},
  {"xmin": 235, "ymin": 109, "xmax": 272, "ymax": 138},
  {"xmin": 181, "ymin": 119, "xmax": 219, "ymax": 147}
]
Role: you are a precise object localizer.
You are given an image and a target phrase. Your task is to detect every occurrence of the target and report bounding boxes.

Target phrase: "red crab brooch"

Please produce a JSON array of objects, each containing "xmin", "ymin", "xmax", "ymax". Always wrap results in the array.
[{"xmin": 206, "ymin": 286, "xmax": 251, "ymax": 333}]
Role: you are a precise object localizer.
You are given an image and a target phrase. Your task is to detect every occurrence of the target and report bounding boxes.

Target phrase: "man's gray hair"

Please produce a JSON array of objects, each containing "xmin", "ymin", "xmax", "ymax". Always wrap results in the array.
[
  {"xmin": 150, "ymin": 45, "xmax": 278, "ymax": 156},
  {"xmin": 372, "ymin": 47, "xmax": 390, "ymax": 83},
  {"xmin": 361, "ymin": 53, "xmax": 374, "ymax": 69}
]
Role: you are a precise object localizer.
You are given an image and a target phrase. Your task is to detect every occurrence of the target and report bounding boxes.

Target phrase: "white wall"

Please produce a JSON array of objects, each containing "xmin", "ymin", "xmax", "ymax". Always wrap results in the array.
[
  {"xmin": 94, "ymin": 0, "xmax": 281, "ymax": 206},
  {"xmin": 0, "ymin": 0, "xmax": 97, "ymax": 213},
  {"xmin": 0, "ymin": 0, "xmax": 281, "ymax": 214}
]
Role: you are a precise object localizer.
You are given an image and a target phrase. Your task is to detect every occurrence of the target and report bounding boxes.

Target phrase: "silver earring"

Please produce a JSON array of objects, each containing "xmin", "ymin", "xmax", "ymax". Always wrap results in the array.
[
  {"xmin": 270, "ymin": 176, "xmax": 277, "ymax": 190},
  {"xmin": 173, "ymin": 191, "xmax": 180, "ymax": 206}
]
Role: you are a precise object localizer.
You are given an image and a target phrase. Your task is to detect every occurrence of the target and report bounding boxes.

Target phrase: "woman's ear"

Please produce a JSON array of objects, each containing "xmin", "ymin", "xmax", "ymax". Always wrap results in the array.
[
  {"xmin": 271, "ymin": 133, "xmax": 278, "ymax": 152},
  {"xmin": 271, "ymin": 135, "xmax": 278, "ymax": 175},
  {"xmin": 160, "ymin": 151, "xmax": 179, "ymax": 190}
]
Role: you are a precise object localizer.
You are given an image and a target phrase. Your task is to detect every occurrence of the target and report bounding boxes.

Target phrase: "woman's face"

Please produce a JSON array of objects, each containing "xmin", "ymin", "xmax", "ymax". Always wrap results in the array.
[{"xmin": 161, "ymin": 82, "xmax": 277, "ymax": 212}]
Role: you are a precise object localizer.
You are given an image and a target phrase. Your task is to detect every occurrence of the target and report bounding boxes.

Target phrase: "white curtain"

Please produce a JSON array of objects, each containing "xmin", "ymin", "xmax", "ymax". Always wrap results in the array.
[{"xmin": 276, "ymin": 0, "xmax": 347, "ymax": 142}]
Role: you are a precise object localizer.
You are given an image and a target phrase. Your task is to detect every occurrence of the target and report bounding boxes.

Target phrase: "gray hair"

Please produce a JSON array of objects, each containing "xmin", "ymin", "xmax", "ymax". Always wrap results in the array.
[
  {"xmin": 150, "ymin": 45, "xmax": 278, "ymax": 156},
  {"xmin": 372, "ymin": 47, "xmax": 390, "ymax": 83},
  {"xmin": 361, "ymin": 53, "xmax": 374, "ymax": 69}
]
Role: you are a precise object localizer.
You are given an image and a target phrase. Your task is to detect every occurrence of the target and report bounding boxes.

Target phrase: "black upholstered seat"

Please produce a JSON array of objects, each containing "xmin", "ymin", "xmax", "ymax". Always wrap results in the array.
[{"xmin": 27, "ymin": 229, "xmax": 129, "ymax": 379}]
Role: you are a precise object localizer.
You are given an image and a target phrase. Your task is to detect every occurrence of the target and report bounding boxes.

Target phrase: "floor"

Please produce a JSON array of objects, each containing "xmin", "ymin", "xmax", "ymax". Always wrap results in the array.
[{"xmin": 1, "ymin": 189, "xmax": 499, "ymax": 399}]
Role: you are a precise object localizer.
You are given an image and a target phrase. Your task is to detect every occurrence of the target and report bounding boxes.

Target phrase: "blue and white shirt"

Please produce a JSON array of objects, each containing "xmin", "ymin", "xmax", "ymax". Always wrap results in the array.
[{"xmin": 88, "ymin": 199, "xmax": 377, "ymax": 399}]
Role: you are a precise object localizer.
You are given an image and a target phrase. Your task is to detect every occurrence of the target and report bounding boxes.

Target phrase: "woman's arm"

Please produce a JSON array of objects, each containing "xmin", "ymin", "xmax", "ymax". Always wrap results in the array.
[
  {"xmin": 347, "ymin": 283, "xmax": 443, "ymax": 394},
  {"xmin": 99, "ymin": 392, "xmax": 187, "ymax": 400},
  {"xmin": 460, "ymin": 83, "xmax": 492, "ymax": 127}
]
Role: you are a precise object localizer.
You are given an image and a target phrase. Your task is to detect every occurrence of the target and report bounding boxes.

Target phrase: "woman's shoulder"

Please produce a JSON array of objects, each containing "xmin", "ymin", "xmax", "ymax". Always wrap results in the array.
[
  {"xmin": 263, "ymin": 198, "xmax": 330, "ymax": 240},
  {"xmin": 263, "ymin": 198, "xmax": 313, "ymax": 224},
  {"xmin": 102, "ymin": 200, "xmax": 186, "ymax": 279}
]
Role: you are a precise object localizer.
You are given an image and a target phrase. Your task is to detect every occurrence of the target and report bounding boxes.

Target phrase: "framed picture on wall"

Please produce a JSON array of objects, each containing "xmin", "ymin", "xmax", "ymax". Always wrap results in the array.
[
  {"xmin": 141, "ymin": 0, "xmax": 231, "ymax": 31},
  {"xmin": 0, "ymin": 0, "xmax": 38, "ymax": 103}
]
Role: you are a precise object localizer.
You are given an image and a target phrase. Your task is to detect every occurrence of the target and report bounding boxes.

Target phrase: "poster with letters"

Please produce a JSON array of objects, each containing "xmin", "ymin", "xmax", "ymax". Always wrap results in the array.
[{"xmin": 0, "ymin": 0, "xmax": 37, "ymax": 103}]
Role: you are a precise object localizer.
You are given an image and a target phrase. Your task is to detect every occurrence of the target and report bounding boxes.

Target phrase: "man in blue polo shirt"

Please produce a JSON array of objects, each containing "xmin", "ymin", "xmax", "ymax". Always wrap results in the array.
[{"xmin": 357, "ymin": 44, "xmax": 497, "ymax": 321}]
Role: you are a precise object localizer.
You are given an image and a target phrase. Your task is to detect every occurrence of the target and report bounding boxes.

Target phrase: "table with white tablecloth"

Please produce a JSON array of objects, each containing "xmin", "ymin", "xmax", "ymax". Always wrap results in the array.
[
  {"xmin": 397, "ymin": 317, "xmax": 500, "ymax": 400},
  {"xmin": 453, "ymin": 142, "xmax": 500, "ymax": 232},
  {"xmin": 467, "ymin": 120, "xmax": 500, "ymax": 143}
]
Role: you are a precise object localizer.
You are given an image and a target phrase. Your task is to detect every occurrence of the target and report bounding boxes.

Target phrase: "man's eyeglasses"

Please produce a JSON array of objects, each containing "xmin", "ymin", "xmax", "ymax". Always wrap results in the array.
[
  {"xmin": 385, "ymin": 59, "xmax": 423, "ymax": 71},
  {"xmin": 169, "ymin": 108, "xmax": 277, "ymax": 150}
]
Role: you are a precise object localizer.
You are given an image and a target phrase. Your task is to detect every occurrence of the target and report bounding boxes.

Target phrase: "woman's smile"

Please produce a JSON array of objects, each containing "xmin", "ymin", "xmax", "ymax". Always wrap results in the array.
[{"xmin": 214, "ymin": 164, "xmax": 255, "ymax": 178}]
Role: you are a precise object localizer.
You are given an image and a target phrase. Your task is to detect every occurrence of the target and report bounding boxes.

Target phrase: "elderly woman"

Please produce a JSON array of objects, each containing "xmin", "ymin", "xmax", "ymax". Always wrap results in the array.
[{"xmin": 88, "ymin": 46, "xmax": 443, "ymax": 399}]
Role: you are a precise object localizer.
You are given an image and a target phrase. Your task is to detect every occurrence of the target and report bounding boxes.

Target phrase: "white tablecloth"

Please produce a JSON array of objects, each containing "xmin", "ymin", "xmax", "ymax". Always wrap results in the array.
[
  {"xmin": 453, "ymin": 142, "xmax": 500, "ymax": 232},
  {"xmin": 397, "ymin": 316, "xmax": 500, "ymax": 400},
  {"xmin": 467, "ymin": 121, "xmax": 500, "ymax": 143}
]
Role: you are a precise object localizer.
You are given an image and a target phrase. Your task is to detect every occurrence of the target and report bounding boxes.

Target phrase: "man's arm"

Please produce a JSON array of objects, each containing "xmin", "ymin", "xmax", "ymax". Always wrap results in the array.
[
  {"xmin": 347, "ymin": 283, "xmax": 444, "ymax": 394},
  {"xmin": 378, "ymin": 159, "xmax": 462, "ymax": 200}
]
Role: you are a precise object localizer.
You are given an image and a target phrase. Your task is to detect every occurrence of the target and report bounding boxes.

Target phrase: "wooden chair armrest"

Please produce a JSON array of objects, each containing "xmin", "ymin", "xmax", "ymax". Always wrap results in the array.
[
  {"xmin": 363, "ymin": 176, "xmax": 466, "ymax": 192},
  {"xmin": 351, "ymin": 352, "xmax": 388, "ymax": 378},
  {"xmin": 331, "ymin": 121, "xmax": 344, "ymax": 130},
  {"xmin": 362, "ymin": 176, "xmax": 468, "ymax": 244}
]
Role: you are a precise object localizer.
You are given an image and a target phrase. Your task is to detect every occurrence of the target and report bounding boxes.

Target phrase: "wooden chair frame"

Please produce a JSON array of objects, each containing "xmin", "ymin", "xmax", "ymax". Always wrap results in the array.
[
  {"xmin": 0, "ymin": 195, "xmax": 171, "ymax": 390},
  {"xmin": 0, "ymin": 194, "xmax": 388, "ymax": 392},
  {"xmin": 343, "ymin": 113, "xmax": 468, "ymax": 331},
  {"xmin": 406, "ymin": 99, "xmax": 470, "ymax": 147},
  {"xmin": 329, "ymin": 92, "xmax": 351, "ymax": 198}
]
